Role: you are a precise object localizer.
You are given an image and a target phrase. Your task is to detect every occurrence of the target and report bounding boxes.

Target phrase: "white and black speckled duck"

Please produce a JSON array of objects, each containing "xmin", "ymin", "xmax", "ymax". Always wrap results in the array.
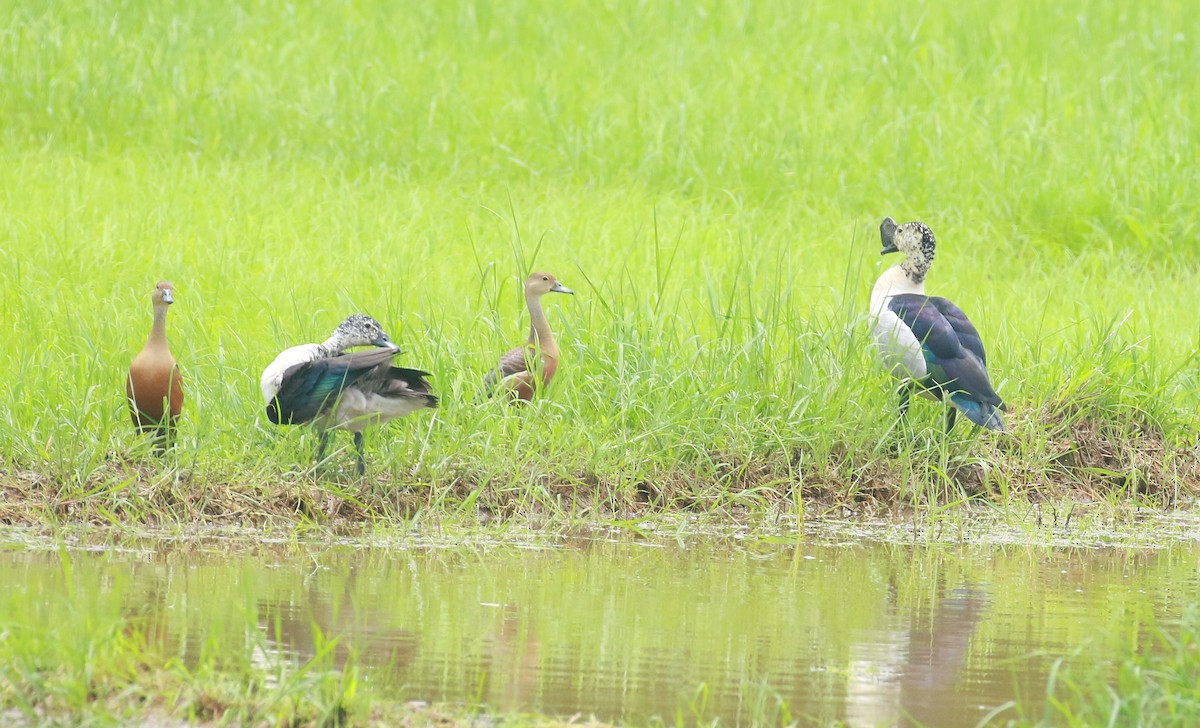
[
  {"xmin": 260, "ymin": 314, "xmax": 437, "ymax": 474},
  {"xmin": 868, "ymin": 217, "xmax": 1006, "ymax": 432},
  {"xmin": 485, "ymin": 272, "xmax": 574, "ymax": 402}
]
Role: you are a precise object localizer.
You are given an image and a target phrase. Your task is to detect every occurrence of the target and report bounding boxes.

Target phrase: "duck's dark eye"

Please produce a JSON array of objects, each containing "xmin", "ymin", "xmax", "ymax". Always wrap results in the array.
[{"xmin": 542, "ymin": 276, "xmax": 548, "ymax": 281}]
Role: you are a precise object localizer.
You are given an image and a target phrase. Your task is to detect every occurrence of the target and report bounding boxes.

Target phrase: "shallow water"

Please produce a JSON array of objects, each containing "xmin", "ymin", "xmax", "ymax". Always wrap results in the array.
[{"xmin": 1, "ymin": 522, "xmax": 1196, "ymax": 726}]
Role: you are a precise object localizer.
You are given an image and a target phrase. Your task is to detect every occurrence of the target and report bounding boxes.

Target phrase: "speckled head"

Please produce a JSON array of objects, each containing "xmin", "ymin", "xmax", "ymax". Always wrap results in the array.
[
  {"xmin": 153, "ymin": 281, "xmax": 175, "ymax": 306},
  {"xmin": 329, "ymin": 314, "xmax": 394, "ymax": 351},
  {"xmin": 880, "ymin": 217, "xmax": 936, "ymax": 283}
]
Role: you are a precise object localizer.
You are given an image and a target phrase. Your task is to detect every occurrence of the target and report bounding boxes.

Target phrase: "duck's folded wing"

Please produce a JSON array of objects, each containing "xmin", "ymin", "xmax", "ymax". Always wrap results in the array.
[
  {"xmin": 887, "ymin": 294, "xmax": 1001, "ymax": 404},
  {"xmin": 926, "ymin": 296, "xmax": 988, "ymax": 366},
  {"xmin": 484, "ymin": 345, "xmax": 532, "ymax": 389},
  {"xmin": 267, "ymin": 348, "xmax": 397, "ymax": 424},
  {"xmin": 888, "ymin": 294, "xmax": 966, "ymax": 361}
]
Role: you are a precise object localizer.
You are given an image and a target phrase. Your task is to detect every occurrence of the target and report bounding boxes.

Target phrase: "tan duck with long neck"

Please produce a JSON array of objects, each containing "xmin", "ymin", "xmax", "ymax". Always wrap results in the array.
[
  {"xmin": 127, "ymin": 281, "xmax": 184, "ymax": 449},
  {"xmin": 486, "ymin": 272, "xmax": 574, "ymax": 401}
]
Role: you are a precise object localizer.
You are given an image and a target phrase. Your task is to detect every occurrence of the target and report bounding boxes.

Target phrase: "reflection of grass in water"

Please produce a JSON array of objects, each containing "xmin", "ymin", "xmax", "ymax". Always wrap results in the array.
[
  {"xmin": 0, "ymin": 549, "xmax": 783, "ymax": 726},
  {"xmin": 1, "ymin": 0, "xmax": 1199, "ymax": 528},
  {"xmin": 0, "ymin": 549, "xmax": 574, "ymax": 725},
  {"xmin": 1, "ymin": 539, "xmax": 1188, "ymax": 725},
  {"xmin": 1024, "ymin": 599, "xmax": 1200, "ymax": 727}
]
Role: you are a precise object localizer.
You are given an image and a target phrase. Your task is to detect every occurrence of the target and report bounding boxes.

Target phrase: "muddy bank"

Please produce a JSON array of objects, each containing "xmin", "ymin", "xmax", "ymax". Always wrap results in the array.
[{"xmin": 2, "ymin": 410, "xmax": 1196, "ymax": 529}]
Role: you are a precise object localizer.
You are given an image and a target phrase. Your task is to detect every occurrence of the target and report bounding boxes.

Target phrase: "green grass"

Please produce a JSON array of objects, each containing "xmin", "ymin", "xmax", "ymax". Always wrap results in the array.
[{"xmin": 1, "ymin": 0, "xmax": 1199, "ymax": 526}]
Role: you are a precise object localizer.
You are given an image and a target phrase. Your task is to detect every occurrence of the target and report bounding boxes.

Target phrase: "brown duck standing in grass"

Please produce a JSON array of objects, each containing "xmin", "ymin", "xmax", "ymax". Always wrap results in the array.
[
  {"xmin": 127, "ymin": 281, "xmax": 184, "ymax": 450},
  {"xmin": 485, "ymin": 272, "xmax": 574, "ymax": 401}
]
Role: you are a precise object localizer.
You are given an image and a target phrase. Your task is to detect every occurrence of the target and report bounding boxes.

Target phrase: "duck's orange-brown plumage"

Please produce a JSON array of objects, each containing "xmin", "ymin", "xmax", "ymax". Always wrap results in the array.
[
  {"xmin": 485, "ymin": 272, "xmax": 573, "ymax": 402},
  {"xmin": 127, "ymin": 281, "xmax": 183, "ymax": 446}
]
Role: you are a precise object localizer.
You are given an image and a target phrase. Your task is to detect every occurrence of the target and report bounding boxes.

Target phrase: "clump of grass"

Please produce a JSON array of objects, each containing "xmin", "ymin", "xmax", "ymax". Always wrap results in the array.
[{"xmin": 1, "ymin": 0, "xmax": 1198, "ymax": 526}]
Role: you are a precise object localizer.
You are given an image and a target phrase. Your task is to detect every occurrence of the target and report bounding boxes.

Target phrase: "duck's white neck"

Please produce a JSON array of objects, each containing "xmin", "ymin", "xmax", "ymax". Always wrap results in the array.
[
  {"xmin": 870, "ymin": 265, "xmax": 926, "ymax": 315},
  {"xmin": 319, "ymin": 331, "xmax": 354, "ymax": 357}
]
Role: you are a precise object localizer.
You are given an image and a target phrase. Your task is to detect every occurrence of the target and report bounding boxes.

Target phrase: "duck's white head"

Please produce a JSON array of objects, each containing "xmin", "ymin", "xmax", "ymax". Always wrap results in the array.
[
  {"xmin": 880, "ymin": 217, "xmax": 937, "ymax": 285},
  {"xmin": 325, "ymin": 314, "xmax": 395, "ymax": 353}
]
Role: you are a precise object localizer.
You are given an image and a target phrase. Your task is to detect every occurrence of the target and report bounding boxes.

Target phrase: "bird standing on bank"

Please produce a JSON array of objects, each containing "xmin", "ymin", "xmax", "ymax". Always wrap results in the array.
[
  {"xmin": 127, "ymin": 281, "xmax": 184, "ymax": 450},
  {"xmin": 260, "ymin": 314, "xmax": 437, "ymax": 474},
  {"xmin": 485, "ymin": 272, "xmax": 574, "ymax": 401},
  {"xmin": 868, "ymin": 217, "xmax": 1007, "ymax": 432}
]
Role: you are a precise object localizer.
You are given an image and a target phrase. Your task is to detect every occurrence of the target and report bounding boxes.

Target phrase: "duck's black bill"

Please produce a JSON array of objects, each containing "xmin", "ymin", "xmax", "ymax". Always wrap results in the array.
[{"xmin": 880, "ymin": 216, "xmax": 899, "ymax": 255}]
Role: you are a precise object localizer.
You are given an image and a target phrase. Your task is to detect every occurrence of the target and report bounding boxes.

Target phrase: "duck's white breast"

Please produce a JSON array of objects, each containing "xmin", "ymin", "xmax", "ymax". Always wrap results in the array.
[
  {"xmin": 869, "ymin": 266, "xmax": 928, "ymax": 382},
  {"xmin": 260, "ymin": 344, "xmax": 322, "ymax": 404},
  {"xmin": 870, "ymin": 308, "xmax": 928, "ymax": 381}
]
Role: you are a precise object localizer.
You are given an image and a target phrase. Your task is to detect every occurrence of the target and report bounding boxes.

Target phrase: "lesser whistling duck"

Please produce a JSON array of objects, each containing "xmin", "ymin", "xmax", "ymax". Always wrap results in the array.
[
  {"xmin": 869, "ymin": 217, "xmax": 1007, "ymax": 432},
  {"xmin": 260, "ymin": 314, "xmax": 438, "ymax": 474},
  {"xmin": 127, "ymin": 281, "xmax": 184, "ymax": 449},
  {"xmin": 485, "ymin": 272, "xmax": 574, "ymax": 401}
]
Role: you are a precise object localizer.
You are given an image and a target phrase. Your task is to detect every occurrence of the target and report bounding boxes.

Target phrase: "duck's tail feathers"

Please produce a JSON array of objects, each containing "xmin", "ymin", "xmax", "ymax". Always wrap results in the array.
[
  {"xmin": 387, "ymin": 367, "xmax": 439, "ymax": 409},
  {"xmin": 950, "ymin": 394, "xmax": 1006, "ymax": 432}
]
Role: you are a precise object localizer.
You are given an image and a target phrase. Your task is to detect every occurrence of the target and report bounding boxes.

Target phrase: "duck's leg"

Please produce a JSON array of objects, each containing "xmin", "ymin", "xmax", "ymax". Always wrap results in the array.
[
  {"xmin": 353, "ymin": 432, "xmax": 367, "ymax": 475},
  {"xmin": 316, "ymin": 431, "xmax": 331, "ymax": 467},
  {"xmin": 945, "ymin": 406, "xmax": 958, "ymax": 433}
]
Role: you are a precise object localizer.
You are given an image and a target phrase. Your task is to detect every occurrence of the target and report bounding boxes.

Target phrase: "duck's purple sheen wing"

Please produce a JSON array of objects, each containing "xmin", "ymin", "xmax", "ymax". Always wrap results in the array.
[
  {"xmin": 927, "ymin": 296, "xmax": 988, "ymax": 366},
  {"xmin": 887, "ymin": 293, "xmax": 1004, "ymax": 413}
]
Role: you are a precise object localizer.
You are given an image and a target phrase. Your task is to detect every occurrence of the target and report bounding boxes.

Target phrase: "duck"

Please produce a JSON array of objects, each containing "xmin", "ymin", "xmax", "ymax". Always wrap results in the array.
[
  {"xmin": 260, "ymin": 314, "xmax": 438, "ymax": 474},
  {"xmin": 485, "ymin": 272, "xmax": 574, "ymax": 401},
  {"xmin": 127, "ymin": 281, "xmax": 184, "ymax": 450},
  {"xmin": 868, "ymin": 217, "xmax": 1007, "ymax": 432}
]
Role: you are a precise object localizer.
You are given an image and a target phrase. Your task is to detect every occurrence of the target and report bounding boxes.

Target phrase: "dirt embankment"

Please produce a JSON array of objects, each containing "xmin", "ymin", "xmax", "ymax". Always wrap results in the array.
[{"xmin": 2, "ymin": 403, "xmax": 1196, "ymax": 529}]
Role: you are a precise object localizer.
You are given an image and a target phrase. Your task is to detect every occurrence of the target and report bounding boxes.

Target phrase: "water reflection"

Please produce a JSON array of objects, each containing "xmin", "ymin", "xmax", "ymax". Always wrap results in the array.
[
  {"xmin": 480, "ymin": 605, "xmax": 543, "ymax": 712},
  {"xmin": 0, "ymin": 534, "xmax": 1188, "ymax": 726},
  {"xmin": 847, "ymin": 583, "xmax": 989, "ymax": 727},
  {"xmin": 256, "ymin": 575, "xmax": 421, "ymax": 673}
]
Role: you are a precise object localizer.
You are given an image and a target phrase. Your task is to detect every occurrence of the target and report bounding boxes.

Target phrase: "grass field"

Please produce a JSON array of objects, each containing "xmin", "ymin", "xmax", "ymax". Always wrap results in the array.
[{"xmin": 1, "ymin": 0, "xmax": 1199, "ymax": 527}]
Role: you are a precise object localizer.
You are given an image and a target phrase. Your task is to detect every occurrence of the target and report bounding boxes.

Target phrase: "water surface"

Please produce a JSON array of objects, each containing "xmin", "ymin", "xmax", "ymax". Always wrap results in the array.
[{"xmin": 1, "ymin": 523, "xmax": 1195, "ymax": 726}]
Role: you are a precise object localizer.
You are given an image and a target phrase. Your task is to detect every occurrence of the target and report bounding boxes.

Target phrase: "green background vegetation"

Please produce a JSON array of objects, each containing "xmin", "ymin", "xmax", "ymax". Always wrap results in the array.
[{"xmin": 1, "ymin": 0, "xmax": 1198, "ymax": 519}]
